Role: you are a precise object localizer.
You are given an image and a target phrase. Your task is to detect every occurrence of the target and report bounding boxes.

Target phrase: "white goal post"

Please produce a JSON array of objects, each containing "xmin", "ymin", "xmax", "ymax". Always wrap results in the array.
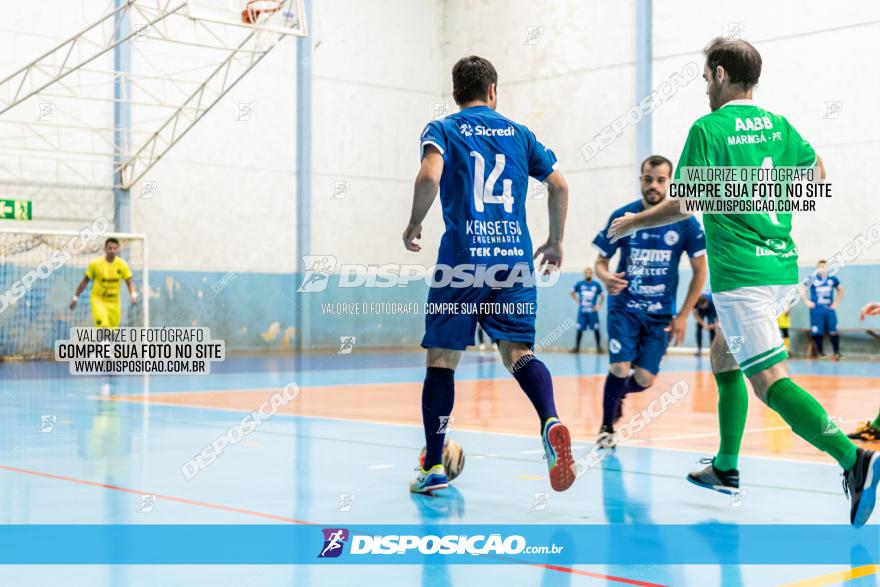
[{"xmin": 0, "ymin": 227, "xmax": 149, "ymax": 359}]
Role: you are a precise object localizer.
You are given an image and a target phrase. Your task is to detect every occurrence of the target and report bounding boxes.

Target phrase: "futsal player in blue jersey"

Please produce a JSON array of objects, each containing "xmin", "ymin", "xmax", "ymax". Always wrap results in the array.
[
  {"xmin": 403, "ymin": 56, "xmax": 574, "ymax": 493},
  {"xmin": 592, "ymin": 155, "xmax": 707, "ymax": 447},
  {"xmin": 801, "ymin": 259, "xmax": 844, "ymax": 360},
  {"xmin": 570, "ymin": 267, "xmax": 605, "ymax": 353}
]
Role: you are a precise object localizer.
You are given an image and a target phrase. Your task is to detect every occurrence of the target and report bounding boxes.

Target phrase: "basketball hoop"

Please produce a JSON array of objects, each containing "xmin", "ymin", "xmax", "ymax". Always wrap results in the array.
[{"xmin": 241, "ymin": 0, "xmax": 283, "ymax": 25}]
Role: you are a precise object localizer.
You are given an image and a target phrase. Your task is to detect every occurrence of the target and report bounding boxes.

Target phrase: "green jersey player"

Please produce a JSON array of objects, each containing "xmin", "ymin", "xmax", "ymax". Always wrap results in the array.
[{"xmin": 607, "ymin": 37, "xmax": 877, "ymax": 528}]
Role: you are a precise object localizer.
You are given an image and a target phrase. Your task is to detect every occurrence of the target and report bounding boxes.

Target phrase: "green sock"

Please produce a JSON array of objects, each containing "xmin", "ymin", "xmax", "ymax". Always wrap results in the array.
[
  {"xmin": 714, "ymin": 369, "xmax": 748, "ymax": 471},
  {"xmin": 872, "ymin": 409, "xmax": 880, "ymax": 430},
  {"xmin": 766, "ymin": 378, "xmax": 858, "ymax": 471}
]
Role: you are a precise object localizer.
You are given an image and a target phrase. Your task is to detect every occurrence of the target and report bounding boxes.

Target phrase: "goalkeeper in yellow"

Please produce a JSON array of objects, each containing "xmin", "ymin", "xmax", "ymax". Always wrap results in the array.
[{"xmin": 69, "ymin": 238, "xmax": 138, "ymax": 328}]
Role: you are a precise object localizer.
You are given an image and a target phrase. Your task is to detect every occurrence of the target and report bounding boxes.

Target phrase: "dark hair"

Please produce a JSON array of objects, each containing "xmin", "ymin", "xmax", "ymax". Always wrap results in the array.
[
  {"xmin": 704, "ymin": 37, "xmax": 762, "ymax": 88},
  {"xmin": 817, "ymin": 259, "xmax": 827, "ymax": 265},
  {"xmin": 640, "ymin": 155, "xmax": 673, "ymax": 176},
  {"xmin": 105, "ymin": 237, "xmax": 119, "ymax": 246},
  {"xmin": 452, "ymin": 56, "xmax": 498, "ymax": 105}
]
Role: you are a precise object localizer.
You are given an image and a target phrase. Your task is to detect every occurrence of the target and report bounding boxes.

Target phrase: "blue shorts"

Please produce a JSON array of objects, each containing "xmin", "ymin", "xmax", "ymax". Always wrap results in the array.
[
  {"xmin": 421, "ymin": 278, "xmax": 537, "ymax": 350},
  {"xmin": 810, "ymin": 306, "xmax": 838, "ymax": 335},
  {"xmin": 606, "ymin": 307, "xmax": 671, "ymax": 375},
  {"xmin": 577, "ymin": 311, "xmax": 599, "ymax": 331}
]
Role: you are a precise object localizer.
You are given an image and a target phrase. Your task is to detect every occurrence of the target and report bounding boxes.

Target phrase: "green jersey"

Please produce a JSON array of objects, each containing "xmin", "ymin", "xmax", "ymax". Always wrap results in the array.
[{"xmin": 675, "ymin": 99, "xmax": 816, "ymax": 292}]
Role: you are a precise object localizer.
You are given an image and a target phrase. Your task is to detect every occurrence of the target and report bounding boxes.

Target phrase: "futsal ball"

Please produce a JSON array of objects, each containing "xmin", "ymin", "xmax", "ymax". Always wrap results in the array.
[{"xmin": 419, "ymin": 439, "xmax": 465, "ymax": 481}]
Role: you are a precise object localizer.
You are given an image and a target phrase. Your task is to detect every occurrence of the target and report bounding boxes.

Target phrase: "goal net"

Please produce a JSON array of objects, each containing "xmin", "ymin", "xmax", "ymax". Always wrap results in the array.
[{"xmin": 0, "ymin": 228, "xmax": 148, "ymax": 359}]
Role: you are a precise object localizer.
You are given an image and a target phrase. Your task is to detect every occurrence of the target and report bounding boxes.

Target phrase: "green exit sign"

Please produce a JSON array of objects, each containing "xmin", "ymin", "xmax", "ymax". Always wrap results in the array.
[{"xmin": 0, "ymin": 199, "xmax": 32, "ymax": 220}]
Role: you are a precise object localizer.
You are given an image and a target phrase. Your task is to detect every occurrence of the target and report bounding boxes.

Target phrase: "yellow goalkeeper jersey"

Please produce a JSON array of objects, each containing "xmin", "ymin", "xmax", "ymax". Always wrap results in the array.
[{"xmin": 86, "ymin": 256, "xmax": 132, "ymax": 302}]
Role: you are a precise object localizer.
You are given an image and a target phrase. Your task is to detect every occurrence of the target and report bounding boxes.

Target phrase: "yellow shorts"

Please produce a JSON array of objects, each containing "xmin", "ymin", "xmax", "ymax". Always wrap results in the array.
[{"xmin": 91, "ymin": 298, "xmax": 121, "ymax": 328}]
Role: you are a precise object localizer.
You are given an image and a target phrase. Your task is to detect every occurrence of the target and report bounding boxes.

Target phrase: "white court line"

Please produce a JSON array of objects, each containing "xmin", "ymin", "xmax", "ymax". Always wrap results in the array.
[
  {"xmin": 102, "ymin": 394, "xmax": 842, "ymax": 468},
  {"xmin": 367, "ymin": 464, "xmax": 394, "ymax": 470}
]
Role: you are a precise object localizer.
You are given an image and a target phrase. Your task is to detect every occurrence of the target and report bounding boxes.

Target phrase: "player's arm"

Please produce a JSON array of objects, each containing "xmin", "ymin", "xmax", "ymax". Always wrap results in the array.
[
  {"xmin": 126, "ymin": 277, "xmax": 139, "ymax": 305},
  {"xmin": 595, "ymin": 291, "xmax": 605, "ymax": 312},
  {"xmin": 403, "ymin": 146, "xmax": 444, "ymax": 252},
  {"xmin": 832, "ymin": 282, "xmax": 843, "ymax": 309},
  {"xmin": 607, "ymin": 198, "xmax": 691, "ymax": 244},
  {"xmin": 570, "ymin": 289, "xmax": 578, "ymax": 303},
  {"xmin": 800, "ymin": 285, "xmax": 815, "ymax": 309},
  {"xmin": 533, "ymin": 170, "xmax": 568, "ymax": 270},
  {"xmin": 610, "ymin": 122, "xmax": 708, "ymax": 243},
  {"xmin": 667, "ymin": 254, "xmax": 707, "ymax": 345},
  {"xmin": 594, "ymin": 255, "xmax": 628, "ymax": 296},
  {"xmin": 69, "ymin": 276, "xmax": 90, "ymax": 310}
]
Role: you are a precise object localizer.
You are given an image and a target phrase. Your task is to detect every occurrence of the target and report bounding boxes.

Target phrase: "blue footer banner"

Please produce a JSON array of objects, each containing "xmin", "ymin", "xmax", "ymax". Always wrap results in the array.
[{"xmin": 0, "ymin": 524, "xmax": 876, "ymax": 564}]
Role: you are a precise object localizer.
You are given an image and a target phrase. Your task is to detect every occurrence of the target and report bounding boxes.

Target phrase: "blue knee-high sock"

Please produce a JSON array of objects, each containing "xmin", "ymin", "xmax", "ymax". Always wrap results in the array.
[
  {"xmin": 422, "ymin": 367, "xmax": 455, "ymax": 469},
  {"xmin": 623, "ymin": 375, "xmax": 649, "ymax": 394},
  {"xmin": 512, "ymin": 357, "xmax": 558, "ymax": 430},
  {"xmin": 602, "ymin": 372, "xmax": 628, "ymax": 427}
]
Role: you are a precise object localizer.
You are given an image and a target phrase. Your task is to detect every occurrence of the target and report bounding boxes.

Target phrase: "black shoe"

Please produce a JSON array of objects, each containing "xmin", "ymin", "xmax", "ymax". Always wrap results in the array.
[
  {"xmin": 596, "ymin": 346, "xmax": 605, "ymax": 354},
  {"xmin": 597, "ymin": 424, "xmax": 616, "ymax": 449},
  {"xmin": 570, "ymin": 348, "xmax": 580, "ymax": 354},
  {"xmin": 844, "ymin": 448, "xmax": 880, "ymax": 528},
  {"xmin": 687, "ymin": 457, "xmax": 740, "ymax": 495},
  {"xmin": 848, "ymin": 422, "xmax": 880, "ymax": 442},
  {"xmin": 833, "ymin": 353, "xmax": 842, "ymax": 362}
]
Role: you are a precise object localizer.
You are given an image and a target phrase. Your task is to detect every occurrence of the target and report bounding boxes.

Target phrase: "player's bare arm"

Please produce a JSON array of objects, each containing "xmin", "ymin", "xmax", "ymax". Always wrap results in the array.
[
  {"xmin": 69, "ymin": 276, "xmax": 90, "ymax": 310},
  {"xmin": 533, "ymin": 170, "xmax": 568, "ymax": 270},
  {"xmin": 595, "ymin": 291, "xmax": 605, "ymax": 312},
  {"xmin": 126, "ymin": 277, "xmax": 139, "ymax": 305},
  {"xmin": 594, "ymin": 255, "xmax": 628, "ymax": 295},
  {"xmin": 666, "ymin": 254, "xmax": 707, "ymax": 345},
  {"xmin": 403, "ymin": 147, "xmax": 444, "ymax": 252},
  {"xmin": 800, "ymin": 286, "xmax": 816, "ymax": 309},
  {"xmin": 607, "ymin": 197, "xmax": 691, "ymax": 244},
  {"xmin": 832, "ymin": 284, "xmax": 844, "ymax": 310}
]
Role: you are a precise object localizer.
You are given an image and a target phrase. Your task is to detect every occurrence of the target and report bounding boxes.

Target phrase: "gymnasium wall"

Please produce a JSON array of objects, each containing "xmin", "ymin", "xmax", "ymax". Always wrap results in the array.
[
  {"xmin": 0, "ymin": 2, "xmax": 115, "ymax": 227},
  {"xmin": 2, "ymin": 1, "xmax": 878, "ymax": 352}
]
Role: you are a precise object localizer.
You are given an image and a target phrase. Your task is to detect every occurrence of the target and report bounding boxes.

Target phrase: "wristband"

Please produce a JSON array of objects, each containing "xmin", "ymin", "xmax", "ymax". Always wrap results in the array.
[{"xmin": 72, "ymin": 295, "xmax": 78, "ymax": 302}]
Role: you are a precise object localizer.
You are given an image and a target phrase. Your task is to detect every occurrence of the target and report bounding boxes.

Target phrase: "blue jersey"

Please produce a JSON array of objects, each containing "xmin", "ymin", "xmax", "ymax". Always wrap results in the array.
[
  {"xmin": 572, "ymin": 279, "xmax": 603, "ymax": 313},
  {"xmin": 593, "ymin": 199, "xmax": 705, "ymax": 315},
  {"xmin": 809, "ymin": 275, "xmax": 839, "ymax": 307},
  {"xmin": 419, "ymin": 106, "xmax": 558, "ymax": 268}
]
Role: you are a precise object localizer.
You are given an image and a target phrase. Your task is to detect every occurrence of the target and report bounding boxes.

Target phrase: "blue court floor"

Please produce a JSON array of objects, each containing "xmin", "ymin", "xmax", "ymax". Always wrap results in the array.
[{"xmin": 0, "ymin": 351, "xmax": 877, "ymax": 586}]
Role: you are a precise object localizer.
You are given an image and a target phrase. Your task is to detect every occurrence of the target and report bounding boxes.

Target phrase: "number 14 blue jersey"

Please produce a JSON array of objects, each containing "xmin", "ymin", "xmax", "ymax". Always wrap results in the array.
[{"xmin": 419, "ymin": 105, "xmax": 558, "ymax": 269}]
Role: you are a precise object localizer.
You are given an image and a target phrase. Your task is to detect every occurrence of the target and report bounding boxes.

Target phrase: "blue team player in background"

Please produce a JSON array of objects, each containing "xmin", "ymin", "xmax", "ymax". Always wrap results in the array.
[
  {"xmin": 403, "ymin": 56, "xmax": 576, "ymax": 494},
  {"xmin": 801, "ymin": 259, "xmax": 844, "ymax": 360},
  {"xmin": 570, "ymin": 267, "xmax": 605, "ymax": 353},
  {"xmin": 693, "ymin": 291, "xmax": 718, "ymax": 356},
  {"xmin": 592, "ymin": 155, "xmax": 708, "ymax": 447}
]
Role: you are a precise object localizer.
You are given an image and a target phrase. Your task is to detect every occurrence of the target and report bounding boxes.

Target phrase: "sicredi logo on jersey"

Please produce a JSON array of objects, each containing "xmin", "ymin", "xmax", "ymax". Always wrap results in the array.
[{"xmin": 459, "ymin": 122, "xmax": 516, "ymax": 137}]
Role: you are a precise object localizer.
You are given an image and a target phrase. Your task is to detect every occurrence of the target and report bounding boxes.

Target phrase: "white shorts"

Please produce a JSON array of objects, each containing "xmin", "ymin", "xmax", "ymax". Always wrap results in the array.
[{"xmin": 713, "ymin": 285, "xmax": 790, "ymax": 377}]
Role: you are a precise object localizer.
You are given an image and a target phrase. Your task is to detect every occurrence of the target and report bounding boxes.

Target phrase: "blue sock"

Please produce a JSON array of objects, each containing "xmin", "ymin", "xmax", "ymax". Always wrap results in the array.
[
  {"xmin": 602, "ymin": 372, "xmax": 628, "ymax": 427},
  {"xmin": 623, "ymin": 375, "xmax": 649, "ymax": 394},
  {"xmin": 511, "ymin": 356, "xmax": 558, "ymax": 430},
  {"xmin": 422, "ymin": 367, "xmax": 454, "ymax": 469}
]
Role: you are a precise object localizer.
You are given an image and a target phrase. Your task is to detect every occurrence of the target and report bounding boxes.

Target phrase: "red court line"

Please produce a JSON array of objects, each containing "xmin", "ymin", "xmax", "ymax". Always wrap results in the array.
[
  {"xmin": 0, "ymin": 464, "xmax": 663, "ymax": 585},
  {"xmin": 532, "ymin": 563, "xmax": 669, "ymax": 587},
  {"xmin": 0, "ymin": 464, "xmax": 312, "ymax": 525}
]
